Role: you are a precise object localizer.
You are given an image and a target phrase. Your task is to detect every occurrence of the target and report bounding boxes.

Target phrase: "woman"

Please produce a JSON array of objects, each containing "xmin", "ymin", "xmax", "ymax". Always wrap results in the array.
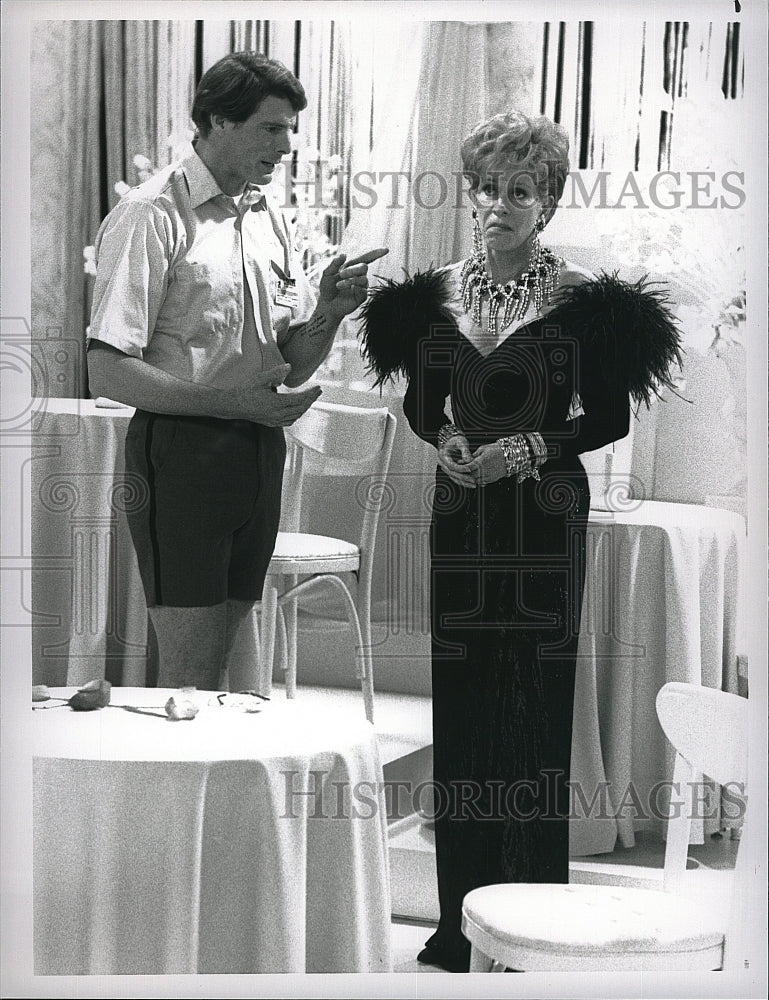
[{"xmin": 360, "ymin": 111, "xmax": 682, "ymax": 972}]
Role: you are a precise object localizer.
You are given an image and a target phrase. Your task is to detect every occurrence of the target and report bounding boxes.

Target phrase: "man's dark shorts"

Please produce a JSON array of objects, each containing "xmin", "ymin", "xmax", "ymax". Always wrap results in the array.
[{"xmin": 125, "ymin": 411, "xmax": 286, "ymax": 607}]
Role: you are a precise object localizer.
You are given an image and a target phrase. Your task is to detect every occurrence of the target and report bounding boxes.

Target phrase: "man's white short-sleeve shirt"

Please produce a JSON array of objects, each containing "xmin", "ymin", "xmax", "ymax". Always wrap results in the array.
[{"xmin": 89, "ymin": 147, "xmax": 316, "ymax": 389}]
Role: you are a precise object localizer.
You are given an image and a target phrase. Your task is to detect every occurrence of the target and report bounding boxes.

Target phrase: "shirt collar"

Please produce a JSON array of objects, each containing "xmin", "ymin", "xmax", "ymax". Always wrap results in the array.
[
  {"xmin": 180, "ymin": 148, "xmax": 232, "ymax": 209},
  {"xmin": 180, "ymin": 149, "xmax": 269, "ymax": 213},
  {"xmin": 240, "ymin": 183, "xmax": 267, "ymax": 211}
]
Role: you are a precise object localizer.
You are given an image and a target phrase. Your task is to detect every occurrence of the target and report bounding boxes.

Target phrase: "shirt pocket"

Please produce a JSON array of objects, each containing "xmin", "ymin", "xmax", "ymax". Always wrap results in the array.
[{"xmin": 170, "ymin": 260, "xmax": 240, "ymax": 333}]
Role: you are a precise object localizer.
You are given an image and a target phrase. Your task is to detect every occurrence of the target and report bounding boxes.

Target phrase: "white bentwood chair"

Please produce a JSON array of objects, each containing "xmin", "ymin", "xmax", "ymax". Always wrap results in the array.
[
  {"xmin": 258, "ymin": 400, "xmax": 397, "ymax": 723},
  {"xmin": 461, "ymin": 682, "xmax": 749, "ymax": 972}
]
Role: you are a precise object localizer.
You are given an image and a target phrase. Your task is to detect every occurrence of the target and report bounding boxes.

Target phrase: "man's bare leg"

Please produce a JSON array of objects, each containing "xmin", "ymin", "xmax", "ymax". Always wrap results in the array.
[
  {"xmin": 149, "ymin": 603, "xmax": 228, "ymax": 690},
  {"xmin": 222, "ymin": 598, "xmax": 258, "ymax": 693}
]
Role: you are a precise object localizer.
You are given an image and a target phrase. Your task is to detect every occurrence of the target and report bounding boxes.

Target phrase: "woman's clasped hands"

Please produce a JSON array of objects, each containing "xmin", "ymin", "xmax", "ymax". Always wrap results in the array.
[{"xmin": 437, "ymin": 433, "xmax": 508, "ymax": 489}]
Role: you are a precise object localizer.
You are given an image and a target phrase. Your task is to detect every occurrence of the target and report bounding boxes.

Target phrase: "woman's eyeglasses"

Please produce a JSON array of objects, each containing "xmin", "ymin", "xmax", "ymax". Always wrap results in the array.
[{"xmin": 474, "ymin": 177, "xmax": 540, "ymax": 210}]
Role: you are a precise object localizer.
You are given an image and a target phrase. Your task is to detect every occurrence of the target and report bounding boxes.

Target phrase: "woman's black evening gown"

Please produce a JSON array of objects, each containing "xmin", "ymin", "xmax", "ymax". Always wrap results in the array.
[
  {"xmin": 360, "ymin": 261, "xmax": 681, "ymax": 971},
  {"xmin": 401, "ymin": 267, "xmax": 630, "ymax": 966}
]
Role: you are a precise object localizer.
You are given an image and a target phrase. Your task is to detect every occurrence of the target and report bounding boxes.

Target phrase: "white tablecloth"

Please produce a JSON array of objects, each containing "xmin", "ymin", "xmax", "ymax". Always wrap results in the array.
[
  {"xmin": 571, "ymin": 500, "xmax": 745, "ymax": 853},
  {"xmin": 30, "ymin": 400, "xmax": 146, "ymax": 685},
  {"xmin": 33, "ymin": 688, "xmax": 392, "ymax": 975}
]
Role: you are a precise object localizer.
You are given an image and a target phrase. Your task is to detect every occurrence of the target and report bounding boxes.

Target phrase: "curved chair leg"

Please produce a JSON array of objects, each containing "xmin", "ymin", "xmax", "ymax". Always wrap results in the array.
[
  {"xmin": 283, "ymin": 575, "xmax": 298, "ymax": 699},
  {"xmin": 469, "ymin": 945, "xmax": 494, "ymax": 972},
  {"xmin": 360, "ymin": 648, "xmax": 374, "ymax": 728},
  {"xmin": 273, "ymin": 604, "xmax": 291, "ymax": 703},
  {"xmin": 259, "ymin": 576, "xmax": 279, "ymax": 698},
  {"xmin": 277, "ymin": 574, "xmax": 374, "ymax": 723},
  {"xmin": 356, "ymin": 593, "xmax": 375, "ymax": 731}
]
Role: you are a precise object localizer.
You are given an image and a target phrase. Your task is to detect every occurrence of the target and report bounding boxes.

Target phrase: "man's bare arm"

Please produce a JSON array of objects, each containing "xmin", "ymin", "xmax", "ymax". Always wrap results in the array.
[
  {"xmin": 87, "ymin": 341, "xmax": 321, "ymax": 426},
  {"xmin": 279, "ymin": 248, "xmax": 388, "ymax": 386},
  {"xmin": 278, "ymin": 306, "xmax": 341, "ymax": 387}
]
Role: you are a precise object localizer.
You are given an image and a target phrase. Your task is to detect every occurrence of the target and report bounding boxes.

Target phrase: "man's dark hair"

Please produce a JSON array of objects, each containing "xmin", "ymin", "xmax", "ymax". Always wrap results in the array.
[{"xmin": 191, "ymin": 51, "xmax": 307, "ymax": 137}]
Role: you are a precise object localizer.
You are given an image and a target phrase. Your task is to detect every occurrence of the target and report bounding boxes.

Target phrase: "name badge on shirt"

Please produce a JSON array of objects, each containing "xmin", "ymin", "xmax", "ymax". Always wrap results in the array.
[{"xmin": 271, "ymin": 260, "xmax": 299, "ymax": 309}]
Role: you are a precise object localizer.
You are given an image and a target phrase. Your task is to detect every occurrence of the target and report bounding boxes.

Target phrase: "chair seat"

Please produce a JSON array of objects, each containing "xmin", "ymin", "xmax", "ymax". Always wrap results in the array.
[
  {"xmin": 462, "ymin": 883, "xmax": 725, "ymax": 969},
  {"xmin": 267, "ymin": 532, "xmax": 361, "ymax": 574}
]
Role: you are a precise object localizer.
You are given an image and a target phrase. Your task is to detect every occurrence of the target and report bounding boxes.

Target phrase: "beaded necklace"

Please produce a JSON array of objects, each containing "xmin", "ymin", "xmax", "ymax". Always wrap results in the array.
[{"xmin": 460, "ymin": 235, "xmax": 564, "ymax": 337}]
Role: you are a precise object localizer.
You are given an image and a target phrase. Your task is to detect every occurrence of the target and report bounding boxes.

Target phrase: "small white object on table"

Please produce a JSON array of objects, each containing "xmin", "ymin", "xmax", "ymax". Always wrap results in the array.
[{"xmin": 33, "ymin": 687, "xmax": 392, "ymax": 975}]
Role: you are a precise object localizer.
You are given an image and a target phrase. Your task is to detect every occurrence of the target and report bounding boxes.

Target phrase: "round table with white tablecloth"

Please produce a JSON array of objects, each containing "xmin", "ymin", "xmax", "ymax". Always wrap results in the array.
[
  {"xmin": 571, "ymin": 499, "xmax": 746, "ymax": 853},
  {"xmin": 32, "ymin": 687, "xmax": 392, "ymax": 975}
]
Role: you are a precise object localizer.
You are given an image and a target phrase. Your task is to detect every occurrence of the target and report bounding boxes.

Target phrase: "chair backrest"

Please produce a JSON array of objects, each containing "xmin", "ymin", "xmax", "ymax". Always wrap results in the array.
[
  {"xmin": 281, "ymin": 400, "xmax": 397, "ymax": 592},
  {"xmin": 655, "ymin": 682, "xmax": 748, "ymax": 893},
  {"xmin": 286, "ymin": 400, "xmax": 394, "ymax": 474}
]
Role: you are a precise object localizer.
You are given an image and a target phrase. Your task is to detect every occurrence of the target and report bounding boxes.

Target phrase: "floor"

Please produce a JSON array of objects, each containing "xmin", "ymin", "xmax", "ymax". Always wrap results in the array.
[{"xmin": 391, "ymin": 919, "xmax": 440, "ymax": 973}]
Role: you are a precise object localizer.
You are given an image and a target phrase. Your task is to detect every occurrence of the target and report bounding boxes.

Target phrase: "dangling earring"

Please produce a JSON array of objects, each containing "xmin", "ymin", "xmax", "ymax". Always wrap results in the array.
[
  {"xmin": 528, "ymin": 213, "xmax": 547, "ymax": 267},
  {"xmin": 526, "ymin": 214, "xmax": 543, "ymax": 267},
  {"xmin": 471, "ymin": 207, "xmax": 484, "ymax": 258}
]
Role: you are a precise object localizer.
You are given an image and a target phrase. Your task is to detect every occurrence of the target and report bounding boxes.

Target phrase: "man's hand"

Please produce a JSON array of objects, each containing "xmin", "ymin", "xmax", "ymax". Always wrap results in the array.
[
  {"xmin": 318, "ymin": 248, "xmax": 389, "ymax": 323},
  {"xmin": 230, "ymin": 364, "xmax": 321, "ymax": 426},
  {"xmin": 86, "ymin": 342, "xmax": 321, "ymax": 426},
  {"xmin": 462, "ymin": 443, "xmax": 508, "ymax": 486},
  {"xmin": 438, "ymin": 433, "xmax": 477, "ymax": 489}
]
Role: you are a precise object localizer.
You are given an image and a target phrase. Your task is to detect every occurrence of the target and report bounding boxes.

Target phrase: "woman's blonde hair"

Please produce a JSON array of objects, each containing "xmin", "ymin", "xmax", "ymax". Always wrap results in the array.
[{"xmin": 461, "ymin": 111, "xmax": 570, "ymax": 208}]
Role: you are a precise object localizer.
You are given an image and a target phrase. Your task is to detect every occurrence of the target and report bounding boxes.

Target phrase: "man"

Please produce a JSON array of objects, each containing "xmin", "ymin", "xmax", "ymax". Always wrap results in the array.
[{"xmin": 87, "ymin": 51, "xmax": 386, "ymax": 690}]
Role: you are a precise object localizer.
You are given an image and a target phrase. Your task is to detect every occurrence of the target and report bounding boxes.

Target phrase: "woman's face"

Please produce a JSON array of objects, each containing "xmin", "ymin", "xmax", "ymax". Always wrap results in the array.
[{"xmin": 470, "ymin": 163, "xmax": 546, "ymax": 256}]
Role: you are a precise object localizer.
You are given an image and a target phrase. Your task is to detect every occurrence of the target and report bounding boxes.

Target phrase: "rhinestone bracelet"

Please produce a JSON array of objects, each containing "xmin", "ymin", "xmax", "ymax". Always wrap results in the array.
[
  {"xmin": 500, "ymin": 434, "xmax": 545, "ymax": 483},
  {"xmin": 499, "ymin": 435, "xmax": 529, "ymax": 478},
  {"xmin": 524, "ymin": 432, "xmax": 548, "ymax": 469},
  {"xmin": 437, "ymin": 422, "xmax": 462, "ymax": 450}
]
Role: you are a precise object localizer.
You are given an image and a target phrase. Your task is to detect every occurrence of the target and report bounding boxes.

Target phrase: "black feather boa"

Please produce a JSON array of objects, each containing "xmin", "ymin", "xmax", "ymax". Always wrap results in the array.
[
  {"xmin": 358, "ymin": 269, "xmax": 459, "ymax": 388},
  {"xmin": 359, "ymin": 268, "xmax": 684, "ymax": 406},
  {"xmin": 548, "ymin": 271, "xmax": 685, "ymax": 408}
]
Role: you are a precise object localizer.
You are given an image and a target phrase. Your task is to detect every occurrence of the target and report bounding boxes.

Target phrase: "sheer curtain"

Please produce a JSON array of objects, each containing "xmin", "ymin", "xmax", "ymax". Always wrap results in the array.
[
  {"xmin": 533, "ymin": 18, "xmax": 746, "ymax": 514},
  {"xmin": 340, "ymin": 22, "xmax": 487, "ymax": 280},
  {"xmin": 326, "ymin": 23, "xmax": 491, "ymax": 630},
  {"xmin": 32, "ymin": 22, "xmax": 102, "ymax": 397},
  {"xmin": 536, "ymin": 17, "xmax": 743, "ymax": 172},
  {"xmin": 101, "ymin": 22, "xmax": 196, "ymax": 205},
  {"xmin": 338, "ymin": 22, "xmax": 423, "ymax": 278},
  {"xmin": 334, "ymin": 19, "xmax": 488, "ymax": 397}
]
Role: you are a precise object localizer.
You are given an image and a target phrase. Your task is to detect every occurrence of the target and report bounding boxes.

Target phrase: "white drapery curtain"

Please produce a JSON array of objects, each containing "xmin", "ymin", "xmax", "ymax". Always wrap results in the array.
[
  {"xmin": 321, "ymin": 23, "xmax": 492, "ymax": 630},
  {"xmin": 104, "ymin": 21, "xmax": 196, "ymax": 195},
  {"xmin": 340, "ymin": 21, "xmax": 488, "ymax": 277},
  {"xmin": 523, "ymin": 18, "xmax": 747, "ymax": 515},
  {"xmin": 536, "ymin": 18, "xmax": 744, "ymax": 173}
]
